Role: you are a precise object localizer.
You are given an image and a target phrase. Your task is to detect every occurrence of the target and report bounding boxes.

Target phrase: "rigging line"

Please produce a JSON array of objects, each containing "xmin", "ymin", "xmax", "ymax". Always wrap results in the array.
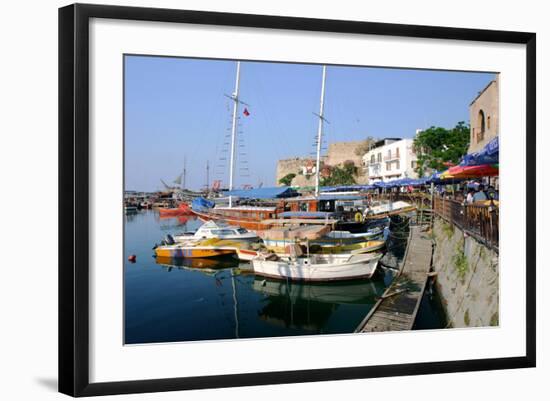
[
  {"xmin": 185, "ymin": 71, "xmax": 228, "ymax": 181},
  {"xmin": 249, "ymin": 68, "xmax": 287, "ymax": 165}
]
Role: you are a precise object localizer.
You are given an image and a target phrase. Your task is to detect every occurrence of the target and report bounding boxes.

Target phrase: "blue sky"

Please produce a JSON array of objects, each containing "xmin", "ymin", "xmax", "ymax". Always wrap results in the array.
[{"xmin": 124, "ymin": 55, "xmax": 494, "ymax": 192}]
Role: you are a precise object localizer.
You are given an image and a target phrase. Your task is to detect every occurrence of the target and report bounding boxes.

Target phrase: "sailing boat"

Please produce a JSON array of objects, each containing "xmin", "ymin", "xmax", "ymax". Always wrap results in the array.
[
  {"xmin": 191, "ymin": 64, "xmax": 332, "ymax": 231},
  {"xmin": 189, "ymin": 61, "xmax": 282, "ymax": 230},
  {"xmin": 158, "ymin": 158, "xmax": 193, "ymax": 217}
]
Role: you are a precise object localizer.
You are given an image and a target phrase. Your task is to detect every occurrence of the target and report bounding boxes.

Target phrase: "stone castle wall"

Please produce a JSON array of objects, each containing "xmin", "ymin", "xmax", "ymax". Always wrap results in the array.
[
  {"xmin": 275, "ymin": 157, "xmax": 324, "ymax": 187},
  {"xmin": 325, "ymin": 141, "xmax": 364, "ymax": 167},
  {"xmin": 276, "ymin": 140, "xmax": 368, "ymax": 186}
]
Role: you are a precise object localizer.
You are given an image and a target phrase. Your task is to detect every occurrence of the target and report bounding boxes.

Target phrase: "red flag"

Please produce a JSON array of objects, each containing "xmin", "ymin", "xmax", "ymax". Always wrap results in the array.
[{"xmin": 243, "ymin": 107, "xmax": 250, "ymax": 117}]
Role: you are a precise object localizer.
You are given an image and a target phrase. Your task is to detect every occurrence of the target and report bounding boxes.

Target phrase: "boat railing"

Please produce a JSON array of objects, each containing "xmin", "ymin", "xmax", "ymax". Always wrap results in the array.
[{"xmin": 433, "ymin": 197, "xmax": 499, "ymax": 252}]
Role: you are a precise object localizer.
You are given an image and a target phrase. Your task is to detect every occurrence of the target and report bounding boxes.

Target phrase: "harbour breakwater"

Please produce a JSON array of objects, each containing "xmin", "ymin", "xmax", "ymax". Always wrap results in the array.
[{"xmin": 431, "ymin": 216, "xmax": 499, "ymax": 328}]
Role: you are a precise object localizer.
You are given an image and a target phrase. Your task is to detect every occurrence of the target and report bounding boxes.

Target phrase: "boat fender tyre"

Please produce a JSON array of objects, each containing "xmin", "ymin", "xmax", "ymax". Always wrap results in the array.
[
  {"xmin": 354, "ymin": 212, "xmax": 364, "ymax": 223},
  {"xmin": 165, "ymin": 234, "xmax": 175, "ymax": 245}
]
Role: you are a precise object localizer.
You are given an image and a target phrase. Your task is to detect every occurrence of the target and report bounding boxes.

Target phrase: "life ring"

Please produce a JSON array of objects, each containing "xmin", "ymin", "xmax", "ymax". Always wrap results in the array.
[{"xmin": 354, "ymin": 212, "xmax": 364, "ymax": 223}]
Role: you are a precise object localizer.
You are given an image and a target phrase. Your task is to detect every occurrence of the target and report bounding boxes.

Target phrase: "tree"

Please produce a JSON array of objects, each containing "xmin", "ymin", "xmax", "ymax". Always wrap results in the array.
[
  {"xmin": 413, "ymin": 122, "xmax": 470, "ymax": 176},
  {"xmin": 320, "ymin": 161, "xmax": 357, "ymax": 186},
  {"xmin": 278, "ymin": 173, "xmax": 296, "ymax": 186}
]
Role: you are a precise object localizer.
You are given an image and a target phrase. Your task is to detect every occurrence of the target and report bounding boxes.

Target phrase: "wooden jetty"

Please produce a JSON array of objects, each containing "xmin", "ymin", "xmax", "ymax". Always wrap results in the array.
[{"xmin": 355, "ymin": 225, "xmax": 433, "ymax": 332}]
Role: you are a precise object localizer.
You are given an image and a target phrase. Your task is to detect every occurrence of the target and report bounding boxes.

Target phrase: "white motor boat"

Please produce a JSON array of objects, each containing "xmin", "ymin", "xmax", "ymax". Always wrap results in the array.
[
  {"xmin": 364, "ymin": 201, "xmax": 415, "ymax": 218},
  {"xmin": 251, "ymin": 248, "xmax": 382, "ymax": 282},
  {"xmin": 325, "ymin": 226, "xmax": 385, "ymax": 240},
  {"xmin": 173, "ymin": 220, "xmax": 260, "ymax": 243}
]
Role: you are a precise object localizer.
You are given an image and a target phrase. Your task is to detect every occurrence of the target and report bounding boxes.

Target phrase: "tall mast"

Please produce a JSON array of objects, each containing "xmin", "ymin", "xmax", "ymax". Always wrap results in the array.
[
  {"xmin": 315, "ymin": 65, "xmax": 327, "ymax": 197},
  {"xmin": 183, "ymin": 156, "xmax": 186, "ymax": 190},
  {"xmin": 229, "ymin": 61, "xmax": 241, "ymax": 193},
  {"xmin": 205, "ymin": 160, "xmax": 210, "ymax": 192}
]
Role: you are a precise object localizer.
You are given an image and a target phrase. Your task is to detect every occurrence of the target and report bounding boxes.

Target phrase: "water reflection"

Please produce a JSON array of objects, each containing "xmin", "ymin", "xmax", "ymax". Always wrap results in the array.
[
  {"xmin": 253, "ymin": 278, "xmax": 380, "ymax": 331},
  {"xmin": 154, "ymin": 214, "xmax": 197, "ymax": 231},
  {"xmin": 124, "ymin": 210, "xmax": 397, "ymax": 343},
  {"xmin": 155, "ymin": 255, "xmax": 239, "ymax": 272}
]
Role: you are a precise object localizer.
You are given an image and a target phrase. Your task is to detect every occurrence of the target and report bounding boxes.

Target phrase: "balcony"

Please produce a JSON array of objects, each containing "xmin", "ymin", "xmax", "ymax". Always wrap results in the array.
[
  {"xmin": 384, "ymin": 153, "xmax": 400, "ymax": 161},
  {"xmin": 365, "ymin": 160, "xmax": 381, "ymax": 166}
]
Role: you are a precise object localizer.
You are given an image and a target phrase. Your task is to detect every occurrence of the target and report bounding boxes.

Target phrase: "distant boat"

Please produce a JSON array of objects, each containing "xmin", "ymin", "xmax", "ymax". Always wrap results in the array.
[
  {"xmin": 158, "ymin": 203, "xmax": 192, "ymax": 217},
  {"xmin": 124, "ymin": 205, "xmax": 138, "ymax": 214},
  {"xmin": 140, "ymin": 201, "xmax": 152, "ymax": 209},
  {"xmin": 173, "ymin": 220, "xmax": 260, "ymax": 242},
  {"xmin": 251, "ymin": 247, "xmax": 383, "ymax": 282}
]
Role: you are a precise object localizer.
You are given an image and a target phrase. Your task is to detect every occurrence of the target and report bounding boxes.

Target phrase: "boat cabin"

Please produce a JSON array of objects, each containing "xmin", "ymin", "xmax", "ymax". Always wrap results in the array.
[{"xmin": 278, "ymin": 194, "xmax": 368, "ymax": 215}]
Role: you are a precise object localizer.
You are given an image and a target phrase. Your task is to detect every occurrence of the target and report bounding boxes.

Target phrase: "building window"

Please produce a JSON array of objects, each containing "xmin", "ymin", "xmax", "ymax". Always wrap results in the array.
[
  {"xmin": 487, "ymin": 115, "xmax": 491, "ymax": 130},
  {"xmin": 396, "ymin": 147, "xmax": 400, "ymax": 158},
  {"xmin": 370, "ymin": 154, "xmax": 375, "ymax": 164},
  {"xmin": 396, "ymin": 160, "xmax": 400, "ymax": 170},
  {"xmin": 477, "ymin": 109, "xmax": 485, "ymax": 143},
  {"xmin": 386, "ymin": 162, "xmax": 391, "ymax": 171},
  {"xmin": 377, "ymin": 153, "xmax": 382, "ymax": 162},
  {"xmin": 411, "ymin": 161, "xmax": 417, "ymax": 169}
]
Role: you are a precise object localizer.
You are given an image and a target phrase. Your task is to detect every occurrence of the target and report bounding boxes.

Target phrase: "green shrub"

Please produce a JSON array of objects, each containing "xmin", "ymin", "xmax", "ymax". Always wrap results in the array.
[
  {"xmin": 442, "ymin": 221, "xmax": 454, "ymax": 239},
  {"xmin": 452, "ymin": 244, "xmax": 468, "ymax": 279},
  {"xmin": 464, "ymin": 309, "xmax": 470, "ymax": 326}
]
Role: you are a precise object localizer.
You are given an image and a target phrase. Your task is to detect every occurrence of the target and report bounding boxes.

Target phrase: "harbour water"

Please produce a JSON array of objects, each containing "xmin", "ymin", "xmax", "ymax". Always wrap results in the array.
[{"xmin": 124, "ymin": 210, "xmax": 442, "ymax": 344}]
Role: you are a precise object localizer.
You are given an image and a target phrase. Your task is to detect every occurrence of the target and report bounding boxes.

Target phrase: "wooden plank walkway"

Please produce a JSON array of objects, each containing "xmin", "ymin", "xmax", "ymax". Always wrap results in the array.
[{"xmin": 355, "ymin": 225, "xmax": 433, "ymax": 332}]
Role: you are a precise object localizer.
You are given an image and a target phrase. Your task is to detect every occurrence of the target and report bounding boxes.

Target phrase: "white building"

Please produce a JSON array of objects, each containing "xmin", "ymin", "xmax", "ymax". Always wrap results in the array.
[{"xmin": 362, "ymin": 138, "xmax": 418, "ymax": 184}]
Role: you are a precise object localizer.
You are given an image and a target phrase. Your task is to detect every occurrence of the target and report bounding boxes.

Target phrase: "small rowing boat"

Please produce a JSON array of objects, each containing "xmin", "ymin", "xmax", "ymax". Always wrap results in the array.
[{"xmin": 315, "ymin": 240, "xmax": 385, "ymax": 254}]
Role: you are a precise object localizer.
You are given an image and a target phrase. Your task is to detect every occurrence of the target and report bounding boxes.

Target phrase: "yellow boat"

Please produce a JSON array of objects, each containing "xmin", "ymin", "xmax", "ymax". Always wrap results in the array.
[
  {"xmin": 154, "ymin": 238, "xmax": 244, "ymax": 259},
  {"xmin": 154, "ymin": 246, "xmax": 235, "ymax": 258}
]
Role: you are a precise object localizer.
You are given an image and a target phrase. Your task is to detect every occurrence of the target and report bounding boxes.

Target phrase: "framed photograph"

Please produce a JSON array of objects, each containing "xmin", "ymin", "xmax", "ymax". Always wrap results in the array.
[{"xmin": 59, "ymin": 3, "xmax": 536, "ymax": 397}]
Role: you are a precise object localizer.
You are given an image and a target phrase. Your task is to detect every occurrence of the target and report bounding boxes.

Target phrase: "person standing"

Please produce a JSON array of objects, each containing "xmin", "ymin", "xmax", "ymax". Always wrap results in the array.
[
  {"xmin": 466, "ymin": 190, "xmax": 475, "ymax": 204},
  {"xmin": 473, "ymin": 185, "xmax": 488, "ymax": 202}
]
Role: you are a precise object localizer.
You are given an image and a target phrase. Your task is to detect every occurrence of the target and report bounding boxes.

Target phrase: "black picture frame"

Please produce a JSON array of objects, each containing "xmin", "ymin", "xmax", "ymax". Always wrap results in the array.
[{"xmin": 59, "ymin": 3, "xmax": 536, "ymax": 397}]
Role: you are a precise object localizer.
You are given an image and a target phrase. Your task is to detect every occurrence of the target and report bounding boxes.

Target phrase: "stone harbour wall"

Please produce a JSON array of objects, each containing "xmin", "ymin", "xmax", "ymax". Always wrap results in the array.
[
  {"xmin": 275, "ymin": 140, "xmax": 369, "ymax": 186},
  {"xmin": 431, "ymin": 217, "xmax": 499, "ymax": 328}
]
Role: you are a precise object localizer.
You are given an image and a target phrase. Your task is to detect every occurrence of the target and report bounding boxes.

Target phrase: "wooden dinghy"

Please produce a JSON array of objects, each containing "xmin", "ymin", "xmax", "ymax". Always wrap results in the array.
[{"xmin": 315, "ymin": 240, "xmax": 386, "ymax": 254}]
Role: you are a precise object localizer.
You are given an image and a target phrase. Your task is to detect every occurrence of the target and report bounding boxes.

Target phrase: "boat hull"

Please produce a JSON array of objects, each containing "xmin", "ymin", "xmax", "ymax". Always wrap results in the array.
[
  {"xmin": 174, "ymin": 232, "xmax": 259, "ymax": 242},
  {"xmin": 155, "ymin": 256, "xmax": 238, "ymax": 269},
  {"xmin": 155, "ymin": 247, "xmax": 235, "ymax": 258},
  {"xmin": 159, "ymin": 203, "xmax": 192, "ymax": 217},
  {"xmin": 317, "ymin": 240, "xmax": 385, "ymax": 254},
  {"xmin": 191, "ymin": 210, "xmax": 272, "ymax": 231},
  {"xmin": 252, "ymin": 253, "xmax": 381, "ymax": 282}
]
